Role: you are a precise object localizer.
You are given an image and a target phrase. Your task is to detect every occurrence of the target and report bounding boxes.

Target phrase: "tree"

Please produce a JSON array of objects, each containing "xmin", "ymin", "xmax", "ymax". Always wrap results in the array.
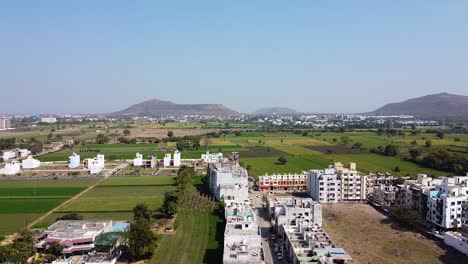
[
  {"xmin": 277, "ymin": 157, "xmax": 287, "ymax": 165},
  {"xmin": 384, "ymin": 144, "xmax": 399, "ymax": 156},
  {"xmin": 246, "ymin": 165, "xmax": 253, "ymax": 173},
  {"xmin": 127, "ymin": 220, "xmax": 157, "ymax": 260},
  {"xmin": 133, "ymin": 203, "xmax": 152, "ymax": 222},
  {"xmin": 56, "ymin": 213, "xmax": 83, "ymax": 221},
  {"xmin": 302, "ymin": 131, "xmax": 309, "ymax": 136},
  {"xmin": 47, "ymin": 241, "xmax": 63, "ymax": 256},
  {"xmin": 118, "ymin": 137, "xmax": 130, "ymax": 144},
  {"xmin": 394, "ymin": 166, "xmax": 401, "ymax": 172},
  {"xmin": 340, "ymin": 135, "xmax": 351, "ymax": 145},
  {"xmin": 203, "ymin": 137, "xmax": 213, "ymax": 150},
  {"xmin": 425, "ymin": 140, "xmax": 432, "ymax": 148},
  {"xmin": 234, "ymin": 131, "xmax": 241, "ymax": 137},
  {"xmin": 436, "ymin": 132, "xmax": 444, "ymax": 139},
  {"xmin": 30, "ymin": 141, "xmax": 43, "ymax": 154},
  {"xmin": 162, "ymin": 191, "xmax": 179, "ymax": 218},
  {"xmin": 123, "ymin": 129, "xmax": 131, "ymax": 137},
  {"xmin": 96, "ymin": 134, "xmax": 110, "ymax": 144},
  {"xmin": 167, "ymin": 131, "xmax": 174, "ymax": 138},
  {"xmin": 352, "ymin": 142, "xmax": 363, "ymax": 150},
  {"xmin": 409, "ymin": 148, "xmax": 422, "ymax": 160},
  {"xmin": 410, "ymin": 140, "xmax": 417, "ymax": 146},
  {"xmin": 391, "ymin": 206, "xmax": 422, "ymax": 226}
]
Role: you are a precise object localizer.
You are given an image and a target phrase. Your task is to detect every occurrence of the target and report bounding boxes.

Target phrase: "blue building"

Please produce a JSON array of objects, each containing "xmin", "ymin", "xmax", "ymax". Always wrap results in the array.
[{"xmin": 68, "ymin": 153, "xmax": 80, "ymax": 168}]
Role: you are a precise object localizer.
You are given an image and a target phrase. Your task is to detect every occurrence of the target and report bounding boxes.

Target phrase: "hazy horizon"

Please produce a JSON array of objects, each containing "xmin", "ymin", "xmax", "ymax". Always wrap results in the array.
[{"xmin": 1, "ymin": 1, "xmax": 467, "ymax": 115}]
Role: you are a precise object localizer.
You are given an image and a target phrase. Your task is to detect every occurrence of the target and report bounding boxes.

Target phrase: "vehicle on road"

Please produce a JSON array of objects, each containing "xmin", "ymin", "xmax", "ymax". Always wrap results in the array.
[{"xmin": 277, "ymin": 252, "xmax": 283, "ymax": 260}]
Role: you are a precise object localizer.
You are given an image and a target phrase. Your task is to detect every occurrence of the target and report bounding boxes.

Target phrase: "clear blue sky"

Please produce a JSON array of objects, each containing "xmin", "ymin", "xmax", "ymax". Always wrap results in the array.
[{"xmin": 1, "ymin": 1, "xmax": 467, "ymax": 114}]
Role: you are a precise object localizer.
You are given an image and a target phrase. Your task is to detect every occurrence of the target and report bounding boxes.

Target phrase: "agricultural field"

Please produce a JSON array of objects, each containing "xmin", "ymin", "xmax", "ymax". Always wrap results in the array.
[
  {"xmin": 322, "ymin": 204, "xmax": 468, "ymax": 264},
  {"xmin": 151, "ymin": 210, "xmax": 224, "ymax": 264},
  {"xmin": 33, "ymin": 176, "xmax": 177, "ymax": 228},
  {"xmin": 0, "ymin": 179, "xmax": 97, "ymax": 237}
]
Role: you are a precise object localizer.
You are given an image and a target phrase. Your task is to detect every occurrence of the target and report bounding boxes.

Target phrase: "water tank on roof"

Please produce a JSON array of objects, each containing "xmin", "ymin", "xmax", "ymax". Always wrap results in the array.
[{"xmin": 240, "ymin": 245, "xmax": 246, "ymax": 252}]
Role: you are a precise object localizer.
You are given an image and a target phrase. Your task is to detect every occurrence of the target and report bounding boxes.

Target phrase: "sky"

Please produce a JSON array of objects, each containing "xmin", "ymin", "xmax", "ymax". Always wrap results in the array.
[{"xmin": 0, "ymin": 1, "xmax": 467, "ymax": 114}]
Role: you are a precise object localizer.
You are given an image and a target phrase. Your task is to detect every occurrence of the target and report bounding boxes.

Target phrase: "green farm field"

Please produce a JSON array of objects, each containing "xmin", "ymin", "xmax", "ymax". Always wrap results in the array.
[
  {"xmin": 151, "ymin": 210, "xmax": 224, "ymax": 264},
  {"xmin": 0, "ymin": 179, "xmax": 97, "ymax": 237}
]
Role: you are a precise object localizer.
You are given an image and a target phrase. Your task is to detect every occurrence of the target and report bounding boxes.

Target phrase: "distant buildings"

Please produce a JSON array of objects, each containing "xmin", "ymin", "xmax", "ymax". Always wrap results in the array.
[
  {"xmin": 83, "ymin": 154, "xmax": 105, "ymax": 174},
  {"xmin": 444, "ymin": 224, "xmax": 468, "ymax": 256},
  {"xmin": 68, "ymin": 153, "xmax": 80, "ymax": 168},
  {"xmin": 0, "ymin": 160, "xmax": 21, "ymax": 175},
  {"xmin": 0, "ymin": 116, "xmax": 12, "ymax": 130},
  {"xmin": 201, "ymin": 151, "xmax": 223, "ymax": 163},
  {"xmin": 41, "ymin": 117, "xmax": 57, "ymax": 123},
  {"xmin": 133, "ymin": 152, "xmax": 143, "ymax": 167},
  {"xmin": 208, "ymin": 156, "xmax": 249, "ymax": 205},
  {"xmin": 259, "ymin": 172, "xmax": 308, "ymax": 192},
  {"xmin": 163, "ymin": 153, "xmax": 171, "ymax": 167},
  {"xmin": 22, "ymin": 155, "xmax": 41, "ymax": 169},
  {"xmin": 174, "ymin": 150, "xmax": 181, "ymax": 167}
]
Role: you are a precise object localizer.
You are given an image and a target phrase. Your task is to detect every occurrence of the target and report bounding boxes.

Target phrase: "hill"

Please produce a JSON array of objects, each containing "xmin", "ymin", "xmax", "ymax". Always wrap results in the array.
[
  {"xmin": 369, "ymin": 93, "xmax": 468, "ymax": 118},
  {"xmin": 255, "ymin": 107, "xmax": 298, "ymax": 115},
  {"xmin": 113, "ymin": 99, "xmax": 240, "ymax": 116}
]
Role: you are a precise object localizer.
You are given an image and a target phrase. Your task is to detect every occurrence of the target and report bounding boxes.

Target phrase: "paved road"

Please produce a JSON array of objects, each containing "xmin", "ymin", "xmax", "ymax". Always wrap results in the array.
[{"xmin": 250, "ymin": 191, "xmax": 278, "ymax": 264}]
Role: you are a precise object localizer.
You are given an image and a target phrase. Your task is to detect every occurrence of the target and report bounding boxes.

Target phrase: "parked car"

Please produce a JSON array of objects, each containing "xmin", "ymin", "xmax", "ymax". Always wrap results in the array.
[{"xmin": 277, "ymin": 252, "xmax": 283, "ymax": 260}]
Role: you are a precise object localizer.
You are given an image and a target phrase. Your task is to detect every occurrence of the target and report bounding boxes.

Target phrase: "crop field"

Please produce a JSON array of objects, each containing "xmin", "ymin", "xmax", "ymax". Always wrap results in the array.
[
  {"xmin": 151, "ymin": 210, "xmax": 224, "ymax": 264},
  {"xmin": 0, "ymin": 179, "xmax": 97, "ymax": 237},
  {"xmin": 33, "ymin": 176, "xmax": 177, "ymax": 228}
]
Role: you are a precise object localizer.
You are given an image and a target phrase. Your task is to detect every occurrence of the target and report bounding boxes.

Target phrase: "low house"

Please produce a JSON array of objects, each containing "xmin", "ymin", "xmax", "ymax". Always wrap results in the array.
[
  {"xmin": 0, "ymin": 160, "xmax": 21, "ymax": 175},
  {"xmin": 163, "ymin": 153, "xmax": 171, "ymax": 167},
  {"xmin": 174, "ymin": 150, "xmax": 181, "ymax": 167},
  {"xmin": 22, "ymin": 155, "xmax": 41, "ymax": 169},
  {"xmin": 68, "ymin": 153, "xmax": 80, "ymax": 169},
  {"xmin": 83, "ymin": 154, "xmax": 105, "ymax": 174},
  {"xmin": 133, "ymin": 152, "xmax": 143, "ymax": 167},
  {"xmin": 444, "ymin": 224, "xmax": 468, "ymax": 256}
]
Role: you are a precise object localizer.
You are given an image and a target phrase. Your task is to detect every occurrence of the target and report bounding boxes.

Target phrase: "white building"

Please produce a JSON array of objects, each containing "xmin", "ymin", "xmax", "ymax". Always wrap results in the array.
[
  {"xmin": 83, "ymin": 154, "xmax": 105, "ymax": 174},
  {"xmin": 0, "ymin": 117, "xmax": 12, "ymax": 130},
  {"xmin": 0, "ymin": 160, "xmax": 21, "ymax": 175},
  {"xmin": 133, "ymin": 153, "xmax": 143, "ymax": 167},
  {"xmin": 444, "ymin": 224, "xmax": 468, "ymax": 256},
  {"xmin": 223, "ymin": 203, "xmax": 264, "ymax": 264},
  {"xmin": 2, "ymin": 148, "xmax": 31, "ymax": 161},
  {"xmin": 398, "ymin": 174, "xmax": 442, "ymax": 213},
  {"xmin": 163, "ymin": 153, "xmax": 171, "ymax": 167},
  {"xmin": 173, "ymin": 150, "xmax": 181, "ymax": 167},
  {"xmin": 208, "ymin": 159, "xmax": 249, "ymax": 205},
  {"xmin": 372, "ymin": 184, "xmax": 397, "ymax": 206},
  {"xmin": 41, "ymin": 117, "xmax": 57, "ymax": 123},
  {"xmin": 201, "ymin": 151, "xmax": 223, "ymax": 163},
  {"xmin": 427, "ymin": 176, "xmax": 468, "ymax": 229},
  {"xmin": 308, "ymin": 167, "xmax": 341, "ymax": 203},
  {"xmin": 269, "ymin": 196, "xmax": 323, "ymax": 232},
  {"xmin": 336, "ymin": 162, "xmax": 367, "ymax": 201},
  {"xmin": 22, "ymin": 155, "xmax": 41, "ymax": 169},
  {"xmin": 68, "ymin": 153, "xmax": 80, "ymax": 168}
]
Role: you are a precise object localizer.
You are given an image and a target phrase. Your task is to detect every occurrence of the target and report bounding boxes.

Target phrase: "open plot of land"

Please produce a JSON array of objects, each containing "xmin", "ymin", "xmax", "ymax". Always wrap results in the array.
[
  {"xmin": 306, "ymin": 145, "xmax": 358, "ymax": 154},
  {"xmin": 33, "ymin": 176, "xmax": 177, "ymax": 228},
  {"xmin": 242, "ymin": 156, "xmax": 332, "ymax": 177},
  {"xmin": 322, "ymin": 204, "xmax": 467, "ymax": 264},
  {"xmin": 0, "ymin": 179, "xmax": 97, "ymax": 237},
  {"xmin": 151, "ymin": 210, "xmax": 224, "ymax": 264}
]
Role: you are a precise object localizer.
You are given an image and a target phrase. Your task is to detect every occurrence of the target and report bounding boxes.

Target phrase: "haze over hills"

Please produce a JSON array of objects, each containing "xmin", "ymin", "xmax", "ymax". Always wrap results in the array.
[
  {"xmin": 369, "ymin": 93, "xmax": 468, "ymax": 117},
  {"xmin": 254, "ymin": 107, "xmax": 298, "ymax": 115},
  {"xmin": 112, "ymin": 99, "xmax": 240, "ymax": 116}
]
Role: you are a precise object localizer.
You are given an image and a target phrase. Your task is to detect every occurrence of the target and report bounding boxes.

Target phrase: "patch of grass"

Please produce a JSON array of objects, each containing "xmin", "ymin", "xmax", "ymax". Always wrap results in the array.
[
  {"xmin": 0, "ymin": 187, "xmax": 84, "ymax": 197},
  {"xmin": 0, "ymin": 179, "xmax": 98, "ymax": 188},
  {"xmin": 58, "ymin": 196, "xmax": 164, "ymax": 212},
  {"xmin": 0, "ymin": 198, "xmax": 66, "ymax": 214},
  {"xmin": 242, "ymin": 156, "xmax": 331, "ymax": 178},
  {"xmin": 99, "ymin": 176, "xmax": 176, "ymax": 186},
  {"xmin": 0, "ymin": 214, "xmax": 41, "ymax": 236},
  {"xmin": 151, "ymin": 210, "xmax": 224, "ymax": 264}
]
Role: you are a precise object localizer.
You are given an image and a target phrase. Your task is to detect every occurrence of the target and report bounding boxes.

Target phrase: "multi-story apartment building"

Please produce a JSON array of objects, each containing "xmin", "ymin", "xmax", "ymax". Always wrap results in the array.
[
  {"xmin": 336, "ymin": 162, "xmax": 367, "ymax": 201},
  {"xmin": 208, "ymin": 157, "xmax": 249, "ymax": 205},
  {"xmin": 427, "ymin": 176, "xmax": 468, "ymax": 229},
  {"xmin": 397, "ymin": 174, "xmax": 442, "ymax": 215},
  {"xmin": 308, "ymin": 163, "xmax": 366, "ymax": 203},
  {"xmin": 41, "ymin": 117, "xmax": 57, "ymax": 123},
  {"xmin": 223, "ymin": 203, "xmax": 263, "ymax": 264},
  {"xmin": 258, "ymin": 172, "xmax": 308, "ymax": 192},
  {"xmin": 372, "ymin": 184, "xmax": 398, "ymax": 206},
  {"xmin": 366, "ymin": 173, "xmax": 397, "ymax": 196},
  {"xmin": 269, "ymin": 196, "xmax": 322, "ymax": 231},
  {"xmin": 0, "ymin": 116, "xmax": 12, "ymax": 130}
]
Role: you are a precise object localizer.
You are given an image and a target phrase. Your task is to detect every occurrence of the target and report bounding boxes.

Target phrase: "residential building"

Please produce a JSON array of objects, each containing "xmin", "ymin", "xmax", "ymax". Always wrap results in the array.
[
  {"xmin": 444, "ymin": 224, "xmax": 468, "ymax": 256},
  {"xmin": 41, "ymin": 117, "xmax": 57, "ymax": 123},
  {"xmin": 0, "ymin": 160, "xmax": 21, "ymax": 175},
  {"xmin": 36, "ymin": 220, "xmax": 124, "ymax": 255},
  {"xmin": 336, "ymin": 162, "xmax": 367, "ymax": 202},
  {"xmin": 259, "ymin": 172, "xmax": 308, "ymax": 192},
  {"xmin": 308, "ymin": 167, "xmax": 341, "ymax": 203},
  {"xmin": 366, "ymin": 173, "xmax": 396, "ymax": 196},
  {"xmin": 426, "ymin": 176, "xmax": 468, "ymax": 229},
  {"xmin": 372, "ymin": 184, "xmax": 398, "ymax": 206},
  {"xmin": 142, "ymin": 156, "xmax": 157, "ymax": 169},
  {"xmin": 163, "ymin": 153, "xmax": 171, "ymax": 167},
  {"xmin": 269, "ymin": 196, "xmax": 323, "ymax": 232},
  {"xmin": 397, "ymin": 174, "xmax": 441, "ymax": 215},
  {"xmin": 208, "ymin": 157, "xmax": 249, "ymax": 205},
  {"xmin": 83, "ymin": 154, "xmax": 105, "ymax": 174},
  {"xmin": 0, "ymin": 116, "xmax": 11, "ymax": 129},
  {"xmin": 223, "ymin": 203, "xmax": 263, "ymax": 264},
  {"xmin": 68, "ymin": 153, "xmax": 80, "ymax": 168},
  {"xmin": 174, "ymin": 150, "xmax": 181, "ymax": 167},
  {"xmin": 22, "ymin": 155, "xmax": 41, "ymax": 169},
  {"xmin": 2, "ymin": 148, "xmax": 31, "ymax": 161},
  {"xmin": 201, "ymin": 151, "xmax": 223, "ymax": 163},
  {"xmin": 134, "ymin": 152, "xmax": 143, "ymax": 166}
]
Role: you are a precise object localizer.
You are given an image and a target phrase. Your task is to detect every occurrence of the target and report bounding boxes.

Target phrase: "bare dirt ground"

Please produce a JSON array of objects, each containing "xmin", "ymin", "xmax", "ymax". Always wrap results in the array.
[{"xmin": 322, "ymin": 203, "xmax": 467, "ymax": 264}]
